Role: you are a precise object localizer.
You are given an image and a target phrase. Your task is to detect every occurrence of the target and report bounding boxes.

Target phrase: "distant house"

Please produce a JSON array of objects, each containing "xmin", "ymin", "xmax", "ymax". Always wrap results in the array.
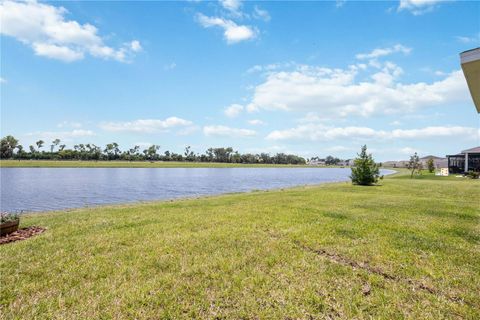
[
  {"xmin": 446, "ymin": 147, "xmax": 480, "ymax": 174},
  {"xmin": 308, "ymin": 159, "xmax": 326, "ymax": 166},
  {"xmin": 338, "ymin": 159, "xmax": 352, "ymax": 166}
]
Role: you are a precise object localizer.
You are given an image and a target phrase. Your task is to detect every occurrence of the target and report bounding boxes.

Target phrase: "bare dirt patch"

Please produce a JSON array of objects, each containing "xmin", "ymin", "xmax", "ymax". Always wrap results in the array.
[{"xmin": 0, "ymin": 226, "xmax": 46, "ymax": 245}]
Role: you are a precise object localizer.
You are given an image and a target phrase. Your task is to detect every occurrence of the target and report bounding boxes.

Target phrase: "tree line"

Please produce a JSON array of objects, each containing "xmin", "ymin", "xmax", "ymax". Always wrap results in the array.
[{"xmin": 0, "ymin": 135, "xmax": 306, "ymax": 165}]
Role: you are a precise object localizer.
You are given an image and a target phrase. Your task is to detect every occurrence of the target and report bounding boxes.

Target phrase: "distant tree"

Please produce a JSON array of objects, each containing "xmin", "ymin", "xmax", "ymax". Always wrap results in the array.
[
  {"xmin": 325, "ymin": 155, "xmax": 341, "ymax": 165},
  {"xmin": 407, "ymin": 152, "xmax": 422, "ymax": 178},
  {"xmin": 426, "ymin": 158, "xmax": 435, "ymax": 173},
  {"xmin": 36, "ymin": 140, "xmax": 44, "ymax": 151},
  {"xmin": 146, "ymin": 145, "xmax": 160, "ymax": 161},
  {"xmin": 350, "ymin": 145, "xmax": 380, "ymax": 186},
  {"xmin": 51, "ymin": 138, "xmax": 60, "ymax": 152},
  {"xmin": 1, "ymin": 135, "xmax": 19, "ymax": 159}
]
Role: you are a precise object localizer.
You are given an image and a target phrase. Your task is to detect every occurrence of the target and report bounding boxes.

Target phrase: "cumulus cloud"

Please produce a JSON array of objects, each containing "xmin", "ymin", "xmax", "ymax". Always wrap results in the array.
[
  {"xmin": 224, "ymin": 104, "xmax": 244, "ymax": 118},
  {"xmin": 100, "ymin": 117, "xmax": 193, "ymax": 133},
  {"xmin": 0, "ymin": 0, "xmax": 141, "ymax": 62},
  {"xmin": 355, "ymin": 44, "xmax": 411, "ymax": 60},
  {"xmin": 245, "ymin": 60, "xmax": 469, "ymax": 117},
  {"xmin": 203, "ymin": 125, "xmax": 256, "ymax": 137},
  {"xmin": 219, "ymin": 0, "xmax": 242, "ymax": 13},
  {"xmin": 266, "ymin": 124, "xmax": 478, "ymax": 141},
  {"xmin": 398, "ymin": 0, "xmax": 446, "ymax": 15},
  {"xmin": 196, "ymin": 13, "xmax": 257, "ymax": 44}
]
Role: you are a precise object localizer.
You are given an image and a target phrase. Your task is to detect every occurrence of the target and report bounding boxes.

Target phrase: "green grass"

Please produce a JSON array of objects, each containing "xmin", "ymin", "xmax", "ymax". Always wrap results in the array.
[
  {"xmin": 0, "ymin": 160, "xmax": 316, "ymax": 168},
  {"xmin": 1, "ymin": 172, "xmax": 479, "ymax": 319}
]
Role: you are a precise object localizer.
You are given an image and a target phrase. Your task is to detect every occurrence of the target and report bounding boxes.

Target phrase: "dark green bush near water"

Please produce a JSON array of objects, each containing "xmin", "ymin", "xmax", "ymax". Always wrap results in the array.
[{"xmin": 350, "ymin": 145, "xmax": 380, "ymax": 186}]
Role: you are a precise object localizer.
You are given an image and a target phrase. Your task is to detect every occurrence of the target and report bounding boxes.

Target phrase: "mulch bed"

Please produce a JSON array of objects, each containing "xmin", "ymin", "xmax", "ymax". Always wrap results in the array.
[{"xmin": 0, "ymin": 226, "xmax": 46, "ymax": 245}]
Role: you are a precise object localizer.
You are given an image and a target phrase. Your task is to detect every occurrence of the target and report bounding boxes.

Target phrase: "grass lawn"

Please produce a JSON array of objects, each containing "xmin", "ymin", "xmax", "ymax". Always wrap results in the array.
[
  {"xmin": 1, "ymin": 172, "xmax": 479, "ymax": 319},
  {"xmin": 0, "ymin": 160, "xmax": 314, "ymax": 168}
]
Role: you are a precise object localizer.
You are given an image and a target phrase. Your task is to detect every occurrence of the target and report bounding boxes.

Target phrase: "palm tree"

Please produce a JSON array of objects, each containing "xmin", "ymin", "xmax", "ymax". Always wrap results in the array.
[
  {"xmin": 36, "ymin": 140, "xmax": 44, "ymax": 151},
  {"xmin": 51, "ymin": 139, "xmax": 60, "ymax": 153}
]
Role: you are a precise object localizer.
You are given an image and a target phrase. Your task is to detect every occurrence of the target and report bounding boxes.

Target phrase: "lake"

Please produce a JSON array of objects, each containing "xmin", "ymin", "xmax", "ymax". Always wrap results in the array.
[{"xmin": 0, "ymin": 168, "xmax": 394, "ymax": 213}]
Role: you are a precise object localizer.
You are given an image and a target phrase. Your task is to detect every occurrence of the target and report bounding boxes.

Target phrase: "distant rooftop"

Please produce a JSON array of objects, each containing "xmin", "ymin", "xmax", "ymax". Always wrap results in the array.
[
  {"xmin": 461, "ymin": 146, "xmax": 480, "ymax": 154},
  {"xmin": 419, "ymin": 155, "xmax": 445, "ymax": 160}
]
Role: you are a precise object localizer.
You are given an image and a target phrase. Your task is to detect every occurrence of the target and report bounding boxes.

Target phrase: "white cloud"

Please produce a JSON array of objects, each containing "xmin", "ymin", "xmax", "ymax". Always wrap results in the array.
[
  {"xmin": 0, "ymin": 0, "xmax": 141, "ymax": 62},
  {"xmin": 196, "ymin": 13, "xmax": 256, "ymax": 44},
  {"xmin": 398, "ymin": 0, "xmax": 446, "ymax": 15},
  {"xmin": 0, "ymin": 77, "xmax": 6, "ymax": 84},
  {"xmin": 456, "ymin": 34, "xmax": 480, "ymax": 44},
  {"xmin": 32, "ymin": 43, "xmax": 84, "ymax": 62},
  {"xmin": 219, "ymin": 0, "xmax": 242, "ymax": 13},
  {"xmin": 356, "ymin": 44, "xmax": 411, "ymax": 60},
  {"xmin": 266, "ymin": 124, "xmax": 478, "ymax": 141},
  {"xmin": 253, "ymin": 6, "xmax": 271, "ymax": 21},
  {"xmin": 246, "ymin": 62, "xmax": 294, "ymax": 74},
  {"xmin": 203, "ymin": 125, "xmax": 256, "ymax": 137},
  {"xmin": 57, "ymin": 121, "xmax": 83, "ymax": 129},
  {"xmin": 325, "ymin": 145, "xmax": 350, "ymax": 153},
  {"xmin": 25, "ymin": 129, "xmax": 95, "ymax": 141},
  {"xmin": 246, "ymin": 60, "xmax": 469, "ymax": 117},
  {"xmin": 399, "ymin": 147, "xmax": 418, "ymax": 155},
  {"xmin": 130, "ymin": 40, "xmax": 142, "ymax": 52},
  {"xmin": 224, "ymin": 104, "xmax": 244, "ymax": 118},
  {"xmin": 389, "ymin": 120, "xmax": 402, "ymax": 126},
  {"xmin": 247, "ymin": 119, "xmax": 265, "ymax": 125},
  {"xmin": 100, "ymin": 117, "xmax": 193, "ymax": 133}
]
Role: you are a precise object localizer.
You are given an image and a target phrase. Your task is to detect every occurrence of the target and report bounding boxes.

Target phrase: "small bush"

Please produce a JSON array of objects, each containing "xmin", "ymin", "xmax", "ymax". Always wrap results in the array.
[
  {"xmin": 0, "ymin": 212, "xmax": 19, "ymax": 223},
  {"xmin": 466, "ymin": 171, "xmax": 480, "ymax": 179}
]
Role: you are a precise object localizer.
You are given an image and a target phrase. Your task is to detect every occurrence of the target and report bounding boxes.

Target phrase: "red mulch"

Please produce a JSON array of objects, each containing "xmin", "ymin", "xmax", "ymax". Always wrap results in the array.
[{"xmin": 0, "ymin": 226, "xmax": 46, "ymax": 245}]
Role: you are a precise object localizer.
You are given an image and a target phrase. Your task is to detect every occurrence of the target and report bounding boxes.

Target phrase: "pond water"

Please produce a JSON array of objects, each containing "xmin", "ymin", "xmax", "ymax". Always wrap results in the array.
[{"xmin": 0, "ymin": 168, "xmax": 394, "ymax": 213}]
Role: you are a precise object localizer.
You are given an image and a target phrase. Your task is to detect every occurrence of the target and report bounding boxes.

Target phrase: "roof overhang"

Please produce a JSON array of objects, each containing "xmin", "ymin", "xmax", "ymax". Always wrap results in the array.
[{"xmin": 461, "ymin": 48, "xmax": 480, "ymax": 113}]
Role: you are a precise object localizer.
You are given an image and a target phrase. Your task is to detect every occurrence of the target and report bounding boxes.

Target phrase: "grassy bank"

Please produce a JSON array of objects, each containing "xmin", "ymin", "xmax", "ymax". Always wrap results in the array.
[
  {"xmin": 1, "ymin": 173, "xmax": 479, "ymax": 319},
  {"xmin": 0, "ymin": 160, "xmax": 314, "ymax": 168}
]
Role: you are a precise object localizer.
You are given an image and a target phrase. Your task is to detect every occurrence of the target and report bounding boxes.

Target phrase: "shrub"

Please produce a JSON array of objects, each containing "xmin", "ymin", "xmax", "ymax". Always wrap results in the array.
[
  {"xmin": 426, "ymin": 158, "xmax": 435, "ymax": 173},
  {"xmin": 466, "ymin": 171, "xmax": 480, "ymax": 179},
  {"xmin": 350, "ymin": 145, "xmax": 380, "ymax": 186},
  {"xmin": 0, "ymin": 212, "xmax": 19, "ymax": 223}
]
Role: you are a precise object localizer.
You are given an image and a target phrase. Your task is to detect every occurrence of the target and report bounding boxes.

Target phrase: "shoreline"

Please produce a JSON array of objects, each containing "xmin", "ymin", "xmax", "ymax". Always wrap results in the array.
[
  {"xmin": 12, "ymin": 168, "xmax": 398, "ymax": 217},
  {"xmin": 1, "ymin": 159, "xmax": 334, "ymax": 168}
]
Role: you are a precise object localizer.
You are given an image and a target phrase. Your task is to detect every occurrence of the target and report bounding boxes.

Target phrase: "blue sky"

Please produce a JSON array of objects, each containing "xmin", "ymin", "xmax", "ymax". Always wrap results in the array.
[{"xmin": 1, "ymin": 0, "xmax": 479, "ymax": 161}]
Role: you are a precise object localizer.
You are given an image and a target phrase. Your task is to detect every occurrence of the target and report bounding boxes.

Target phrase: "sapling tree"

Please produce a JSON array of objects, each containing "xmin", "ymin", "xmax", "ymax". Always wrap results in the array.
[
  {"xmin": 350, "ymin": 145, "xmax": 380, "ymax": 186},
  {"xmin": 407, "ymin": 152, "xmax": 423, "ymax": 178},
  {"xmin": 426, "ymin": 158, "xmax": 435, "ymax": 173}
]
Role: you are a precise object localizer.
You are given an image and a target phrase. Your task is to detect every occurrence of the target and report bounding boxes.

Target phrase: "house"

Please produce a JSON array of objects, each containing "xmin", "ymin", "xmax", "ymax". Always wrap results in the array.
[
  {"xmin": 308, "ymin": 159, "xmax": 326, "ymax": 166},
  {"xmin": 461, "ymin": 47, "xmax": 480, "ymax": 113},
  {"xmin": 446, "ymin": 146, "xmax": 480, "ymax": 174},
  {"xmin": 338, "ymin": 159, "xmax": 352, "ymax": 166}
]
